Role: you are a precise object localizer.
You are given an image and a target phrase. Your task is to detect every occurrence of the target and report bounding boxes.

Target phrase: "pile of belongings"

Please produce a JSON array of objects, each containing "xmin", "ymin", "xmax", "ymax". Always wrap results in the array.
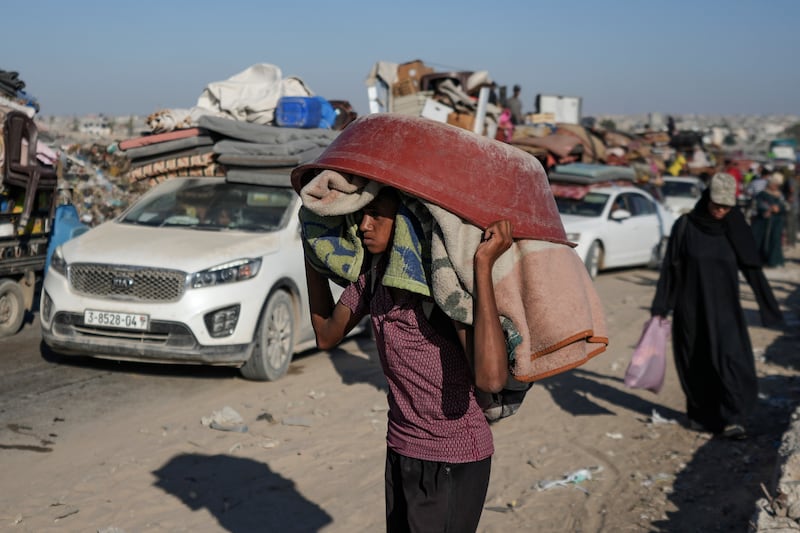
[
  {"xmin": 508, "ymin": 120, "xmax": 688, "ymax": 188},
  {"xmin": 0, "ymin": 69, "xmax": 39, "ymax": 117},
  {"xmin": 0, "ymin": 68, "xmax": 60, "ymax": 233},
  {"xmin": 364, "ymin": 59, "xmax": 721, "ymax": 186},
  {"xmin": 116, "ymin": 64, "xmax": 349, "ymax": 186},
  {"xmin": 510, "ymin": 123, "xmax": 606, "ymax": 168},
  {"xmin": 365, "ymin": 59, "xmax": 504, "ymax": 137}
]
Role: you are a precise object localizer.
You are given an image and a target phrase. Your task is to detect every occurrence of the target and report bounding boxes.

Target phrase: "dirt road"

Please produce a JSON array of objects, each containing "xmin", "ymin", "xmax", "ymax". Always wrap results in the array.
[{"xmin": 1, "ymin": 253, "xmax": 798, "ymax": 532}]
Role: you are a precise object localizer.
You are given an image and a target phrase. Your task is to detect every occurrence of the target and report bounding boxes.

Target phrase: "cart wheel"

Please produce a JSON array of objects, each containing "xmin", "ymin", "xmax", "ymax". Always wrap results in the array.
[{"xmin": 0, "ymin": 280, "xmax": 26, "ymax": 337}]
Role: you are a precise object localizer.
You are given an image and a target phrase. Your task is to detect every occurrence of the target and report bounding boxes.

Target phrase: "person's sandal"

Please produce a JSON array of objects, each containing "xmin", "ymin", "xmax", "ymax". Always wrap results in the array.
[{"xmin": 721, "ymin": 424, "xmax": 748, "ymax": 440}]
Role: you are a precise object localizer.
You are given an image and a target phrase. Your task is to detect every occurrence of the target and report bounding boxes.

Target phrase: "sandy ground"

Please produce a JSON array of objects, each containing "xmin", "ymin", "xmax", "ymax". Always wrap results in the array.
[{"xmin": 1, "ymin": 249, "xmax": 799, "ymax": 532}]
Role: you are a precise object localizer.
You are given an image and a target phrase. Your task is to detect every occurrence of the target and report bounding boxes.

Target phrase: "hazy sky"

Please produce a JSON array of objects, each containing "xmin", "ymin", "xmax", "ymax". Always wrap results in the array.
[{"xmin": 4, "ymin": 0, "xmax": 798, "ymax": 118}]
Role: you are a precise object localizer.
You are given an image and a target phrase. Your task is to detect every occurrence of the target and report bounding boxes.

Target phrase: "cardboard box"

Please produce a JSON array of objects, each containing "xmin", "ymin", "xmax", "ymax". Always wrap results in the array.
[
  {"xmin": 447, "ymin": 112, "xmax": 475, "ymax": 132},
  {"xmin": 396, "ymin": 60, "xmax": 434, "ymax": 92},
  {"xmin": 391, "ymin": 78, "xmax": 417, "ymax": 97},
  {"xmin": 420, "ymin": 98, "xmax": 453, "ymax": 123},
  {"xmin": 530, "ymin": 112, "xmax": 556, "ymax": 124}
]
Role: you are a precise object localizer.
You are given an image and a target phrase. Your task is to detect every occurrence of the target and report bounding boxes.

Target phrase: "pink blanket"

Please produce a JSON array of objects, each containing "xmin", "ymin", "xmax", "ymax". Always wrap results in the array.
[{"xmin": 119, "ymin": 128, "xmax": 206, "ymax": 151}]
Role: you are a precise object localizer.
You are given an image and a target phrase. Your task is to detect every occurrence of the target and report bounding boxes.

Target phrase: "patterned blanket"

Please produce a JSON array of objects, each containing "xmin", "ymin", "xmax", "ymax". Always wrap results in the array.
[{"xmin": 299, "ymin": 170, "xmax": 608, "ymax": 382}]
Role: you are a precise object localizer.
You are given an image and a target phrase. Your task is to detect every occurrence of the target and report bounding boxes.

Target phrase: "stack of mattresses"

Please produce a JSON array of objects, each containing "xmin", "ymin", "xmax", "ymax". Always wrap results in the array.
[
  {"xmin": 197, "ymin": 115, "xmax": 337, "ymax": 183},
  {"xmin": 119, "ymin": 116, "xmax": 338, "ymax": 187},
  {"xmin": 118, "ymin": 127, "xmax": 222, "ymax": 186}
]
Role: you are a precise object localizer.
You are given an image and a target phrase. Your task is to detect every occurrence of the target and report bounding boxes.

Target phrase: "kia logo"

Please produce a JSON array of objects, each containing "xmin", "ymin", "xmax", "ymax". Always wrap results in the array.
[{"xmin": 112, "ymin": 276, "xmax": 135, "ymax": 290}]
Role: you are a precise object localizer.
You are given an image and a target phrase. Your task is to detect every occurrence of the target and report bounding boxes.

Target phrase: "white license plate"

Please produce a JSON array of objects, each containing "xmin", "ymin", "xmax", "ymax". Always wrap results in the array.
[{"xmin": 84, "ymin": 310, "xmax": 149, "ymax": 330}]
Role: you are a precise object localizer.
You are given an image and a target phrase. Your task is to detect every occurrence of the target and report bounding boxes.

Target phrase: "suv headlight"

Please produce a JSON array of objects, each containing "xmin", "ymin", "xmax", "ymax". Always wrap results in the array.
[
  {"xmin": 190, "ymin": 258, "xmax": 262, "ymax": 289},
  {"xmin": 566, "ymin": 232, "xmax": 581, "ymax": 242},
  {"xmin": 50, "ymin": 246, "xmax": 68, "ymax": 276}
]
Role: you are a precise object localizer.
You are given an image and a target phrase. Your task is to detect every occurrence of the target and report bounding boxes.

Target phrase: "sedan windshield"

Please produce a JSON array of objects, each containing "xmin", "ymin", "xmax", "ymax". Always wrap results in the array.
[
  {"xmin": 661, "ymin": 180, "xmax": 701, "ymax": 198},
  {"xmin": 120, "ymin": 178, "xmax": 295, "ymax": 231},
  {"xmin": 555, "ymin": 192, "xmax": 610, "ymax": 217}
]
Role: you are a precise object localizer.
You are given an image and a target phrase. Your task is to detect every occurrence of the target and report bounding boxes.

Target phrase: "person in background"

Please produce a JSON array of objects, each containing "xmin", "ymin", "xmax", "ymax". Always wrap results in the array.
[
  {"xmin": 303, "ymin": 186, "xmax": 513, "ymax": 532},
  {"xmin": 667, "ymin": 152, "xmax": 687, "ymax": 177},
  {"xmin": 496, "ymin": 108, "xmax": 514, "ymax": 143},
  {"xmin": 743, "ymin": 163, "xmax": 758, "ymax": 189},
  {"xmin": 487, "ymin": 82, "xmax": 498, "ymax": 106},
  {"xmin": 724, "ymin": 159, "xmax": 744, "ymax": 199},
  {"xmin": 781, "ymin": 165, "xmax": 797, "ymax": 247},
  {"xmin": 651, "ymin": 172, "xmax": 782, "ymax": 440},
  {"xmin": 751, "ymin": 172, "xmax": 789, "ymax": 267},
  {"xmin": 744, "ymin": 167, "xmax": 768, "ymax": 221},
  {"xmin": 506, "ymin": 84, "xmax": 523, "ymax": 126},
  {"xmin": 746, "ymin": 167, "xmax": 768, "ymax": 198}
]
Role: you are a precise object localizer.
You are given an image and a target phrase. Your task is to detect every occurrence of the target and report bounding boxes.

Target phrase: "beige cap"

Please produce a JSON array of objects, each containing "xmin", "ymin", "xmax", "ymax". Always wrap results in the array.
[
  {"xmin": 709, "ymin": 172, "xmax": 736, "ymax": 207},
  {"xmin": 710, "ymin": 172, "xmax": 736, "ymax": 207}
]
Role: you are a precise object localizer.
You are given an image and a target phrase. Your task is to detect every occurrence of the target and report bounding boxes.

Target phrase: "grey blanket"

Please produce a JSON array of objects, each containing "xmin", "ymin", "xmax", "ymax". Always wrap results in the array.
[{"xmin": 198, "ymin": 115, "xmax": 337, "ymax": 145}]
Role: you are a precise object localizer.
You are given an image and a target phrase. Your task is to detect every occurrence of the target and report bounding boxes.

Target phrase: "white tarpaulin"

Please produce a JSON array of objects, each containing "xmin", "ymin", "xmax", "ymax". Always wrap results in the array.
[{"xmin": 196, "ymin": 63, "xmax": 314, "ymax": 125}]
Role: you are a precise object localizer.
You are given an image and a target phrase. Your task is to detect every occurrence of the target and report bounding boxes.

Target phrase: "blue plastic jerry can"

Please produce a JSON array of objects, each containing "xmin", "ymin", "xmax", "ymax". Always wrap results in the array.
[{"xmin": 45, "ymin": 204, "xmax": 90, "ymax": 274}]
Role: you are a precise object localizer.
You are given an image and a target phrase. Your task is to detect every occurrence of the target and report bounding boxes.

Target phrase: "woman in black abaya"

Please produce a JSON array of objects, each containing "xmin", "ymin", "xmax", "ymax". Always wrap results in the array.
[{"xmin": 651, "ymin": 173, "xmax": 783, "ymax": 439}]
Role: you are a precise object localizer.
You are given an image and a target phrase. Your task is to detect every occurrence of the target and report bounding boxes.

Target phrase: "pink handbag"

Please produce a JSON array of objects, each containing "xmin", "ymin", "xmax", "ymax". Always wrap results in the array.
[{"xmin": 624, "ymin": 316, "xmax": 671, "ymax": 393}]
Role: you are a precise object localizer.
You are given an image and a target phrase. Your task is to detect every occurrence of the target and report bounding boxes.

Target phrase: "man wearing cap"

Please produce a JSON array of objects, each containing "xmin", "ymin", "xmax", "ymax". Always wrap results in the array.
[
  {"xmin": 506, "ymin": 84, "xmax": 523, "ymax": 126},
  {"xmin": 651, "ymin": 172, "xmax": 782, "ymax": 440}
]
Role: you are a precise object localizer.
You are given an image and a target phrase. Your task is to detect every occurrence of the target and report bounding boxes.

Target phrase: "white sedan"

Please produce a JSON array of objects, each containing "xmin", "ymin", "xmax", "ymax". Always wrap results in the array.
[
  {"xmin": 555, "ymin": 185, "xmax": 675, "ymax": 278},
  {"xmin": 660, "ymin": 176, "xmax": 705, "ymax": 217},
  {"xmin": 40, "ymin": 173, "xmax": 351, "ymax": 381}
]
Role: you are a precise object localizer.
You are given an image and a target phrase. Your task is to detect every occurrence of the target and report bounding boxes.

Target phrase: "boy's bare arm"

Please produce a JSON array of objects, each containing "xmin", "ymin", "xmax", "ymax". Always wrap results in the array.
[
  {"xmin": 304, "ymin": 258, "xmax": 357, "ymax": 351},
  {"xmin": 469, "ymin": 220, "xmax": 513, "ymax": 393}
]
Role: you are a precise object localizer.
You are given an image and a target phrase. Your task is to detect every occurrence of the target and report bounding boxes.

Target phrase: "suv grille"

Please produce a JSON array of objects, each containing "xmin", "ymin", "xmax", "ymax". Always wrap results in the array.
[{"xmin": 69, "ymin": 263, "xmax": 187, "ymax": 302}]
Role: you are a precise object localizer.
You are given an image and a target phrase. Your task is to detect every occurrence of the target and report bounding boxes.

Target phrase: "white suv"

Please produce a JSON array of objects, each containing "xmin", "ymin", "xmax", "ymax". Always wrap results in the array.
[{"xmin": 40, "ymin": 172, "xmax": 344, "ymax": 381}]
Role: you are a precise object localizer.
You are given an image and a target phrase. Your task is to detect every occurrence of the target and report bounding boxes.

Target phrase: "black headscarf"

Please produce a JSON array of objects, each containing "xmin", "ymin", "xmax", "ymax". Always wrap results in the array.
[{"xmin": 688, "ymin": 189, "xmax": 762, "ymax": 267}]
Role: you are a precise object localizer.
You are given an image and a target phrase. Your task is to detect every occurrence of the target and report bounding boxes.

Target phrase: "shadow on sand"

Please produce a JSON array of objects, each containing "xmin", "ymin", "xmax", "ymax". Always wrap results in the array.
[
  {"xmin": 542, "ymin": 366, "xmax": 683, "ymax": 420},
  {"xmin": 153, "ymin": 453, "xmax": 332, "ymax": 533}
]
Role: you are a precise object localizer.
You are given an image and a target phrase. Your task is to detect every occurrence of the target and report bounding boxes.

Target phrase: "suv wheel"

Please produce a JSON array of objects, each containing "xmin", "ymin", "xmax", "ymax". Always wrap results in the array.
[{"xmin": 240, "ymin": 290, "xmax": 295, "ymax": 381}]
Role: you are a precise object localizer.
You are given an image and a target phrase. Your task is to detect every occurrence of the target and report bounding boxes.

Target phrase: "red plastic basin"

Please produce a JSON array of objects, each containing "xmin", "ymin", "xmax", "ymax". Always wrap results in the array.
[{"xmin": 291, "ymin": 113, "xmax": 567, "ymax": 243}]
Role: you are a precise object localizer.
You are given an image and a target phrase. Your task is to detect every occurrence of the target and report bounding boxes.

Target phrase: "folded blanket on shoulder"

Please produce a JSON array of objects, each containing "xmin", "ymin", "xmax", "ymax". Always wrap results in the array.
[
  {"xmin": 299, "ymin": 170, "xmax": 431, "ymax": 295},
  {"xmin": 299, "ymin": 170, "xmax": 608, "ymax": 382}
]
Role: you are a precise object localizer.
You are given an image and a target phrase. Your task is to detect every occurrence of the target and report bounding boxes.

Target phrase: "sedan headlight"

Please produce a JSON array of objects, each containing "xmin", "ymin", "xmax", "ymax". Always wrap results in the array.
[
  {"xmin": 50, "ymin": 246, "xmax": 68, "ymax": 276},
  {"xmin": 566, "ymin": 232, "xmax": 581, "ymax": 242},
  {"xmin": 190, "ymin": 258, "xmax": 262, "ymax": 289}
]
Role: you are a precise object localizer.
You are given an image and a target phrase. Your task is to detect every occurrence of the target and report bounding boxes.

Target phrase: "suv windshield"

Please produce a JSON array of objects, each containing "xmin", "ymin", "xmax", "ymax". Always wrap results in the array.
[
  {"xmin": 555, "ymin": 192, "xmax": 610, "ymax": 217},
  {"xmin": 120, "ymin": 178, "xmax": 295, "ymax": 231}
]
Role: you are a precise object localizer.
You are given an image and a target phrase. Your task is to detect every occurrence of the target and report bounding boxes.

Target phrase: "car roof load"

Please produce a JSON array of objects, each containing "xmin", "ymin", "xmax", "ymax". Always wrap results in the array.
[
  {"xmin": 224, "ymin": 168, "xmax": 293, "ymax": 187},
  {"xmin": 550, "ymin": 163, "xmax": 636, "ymax": 182}
]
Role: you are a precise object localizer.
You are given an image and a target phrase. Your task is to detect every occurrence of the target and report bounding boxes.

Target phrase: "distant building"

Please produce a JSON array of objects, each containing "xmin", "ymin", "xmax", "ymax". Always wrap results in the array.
[{"xmin": 79, "ymin": 117, "xmax": 112, "ymax": 137}]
